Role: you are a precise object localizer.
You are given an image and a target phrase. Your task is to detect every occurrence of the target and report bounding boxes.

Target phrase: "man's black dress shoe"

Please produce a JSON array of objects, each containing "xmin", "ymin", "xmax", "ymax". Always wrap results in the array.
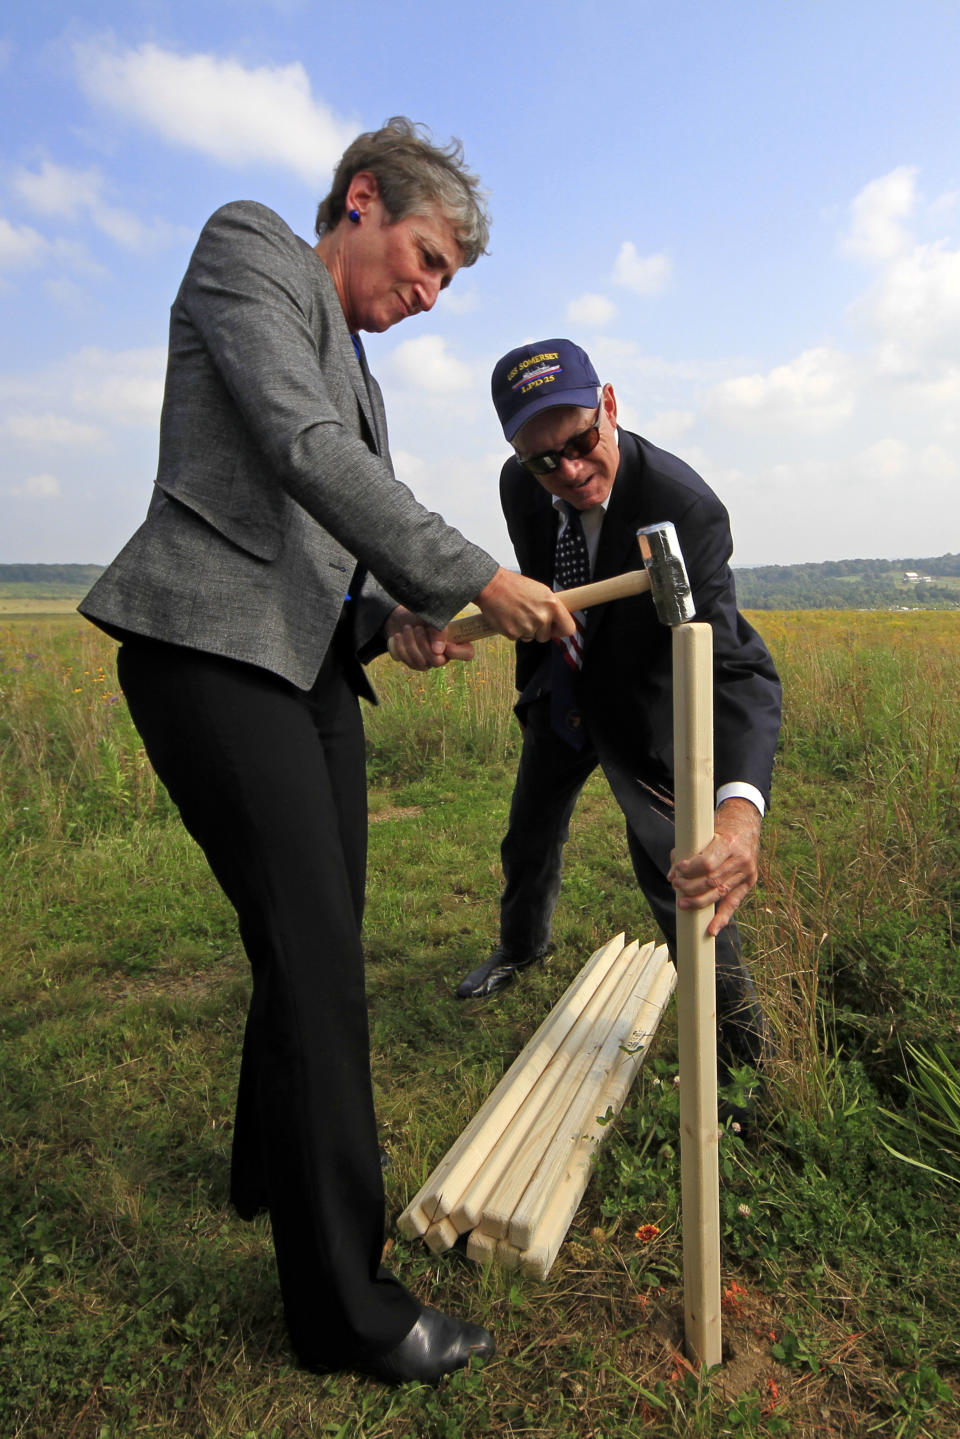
[
  {"xmin": 358, "ymin": 1305, "xmax": 495, "ymax": 1385},
  {"xmin": 455, "ymin": 947, "xmax": 545, "ymax": 999}
]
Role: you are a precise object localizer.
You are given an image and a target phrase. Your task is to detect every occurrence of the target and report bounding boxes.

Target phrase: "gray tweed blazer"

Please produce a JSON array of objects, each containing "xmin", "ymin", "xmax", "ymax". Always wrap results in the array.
[{"xmin": 80, "ymin": 201, "xmax": 497, "ymax": 688}]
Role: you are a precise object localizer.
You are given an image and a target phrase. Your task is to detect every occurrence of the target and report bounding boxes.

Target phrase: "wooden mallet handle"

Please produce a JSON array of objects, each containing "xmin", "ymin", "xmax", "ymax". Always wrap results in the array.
[{"xmin": 445, "ymin": 567, "xmax": 652, "ymax": 644}]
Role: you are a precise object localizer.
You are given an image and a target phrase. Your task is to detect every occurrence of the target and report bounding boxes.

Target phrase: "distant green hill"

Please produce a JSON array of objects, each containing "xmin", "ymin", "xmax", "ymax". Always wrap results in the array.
[
  {"xmin": 3, "ymin": 557, "xmax": 959, "ymax": 611},
  {"xmin": 733, "ymin": 554, "xmax": 960, "ymax": 610},
  {"xmin": 0, "ymin": 565, "xmax": 104, "ymax": 606},
  {"xmin": 0, "ymin": 564, "xmax": 104, "ymax": 591}
]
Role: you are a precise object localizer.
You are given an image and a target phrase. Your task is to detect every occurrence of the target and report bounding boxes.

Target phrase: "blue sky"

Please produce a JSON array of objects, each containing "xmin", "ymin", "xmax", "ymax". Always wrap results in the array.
[{"xmin": 2, "ymin": 1, "xmax": 959, "ymax": 567}]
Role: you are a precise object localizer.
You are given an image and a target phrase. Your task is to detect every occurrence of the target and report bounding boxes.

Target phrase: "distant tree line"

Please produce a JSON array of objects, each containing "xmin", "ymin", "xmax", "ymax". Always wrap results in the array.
[
  {"xmin": 0, "ymin": 564, "xmax": 104, "ymax": 585},
  {"xmin": 733, "ymin": 554, "xmax": 960, "ymax": 610},
  {"xmin": 3, "ymin": 558, "xmax": 959, "ymax": 611}
]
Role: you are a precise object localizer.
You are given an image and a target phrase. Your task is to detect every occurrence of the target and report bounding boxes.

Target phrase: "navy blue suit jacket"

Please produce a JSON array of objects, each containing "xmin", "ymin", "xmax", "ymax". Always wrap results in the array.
[{"xmin": 500, "ymin": 428, "xmax": 782, "ymax": 805}]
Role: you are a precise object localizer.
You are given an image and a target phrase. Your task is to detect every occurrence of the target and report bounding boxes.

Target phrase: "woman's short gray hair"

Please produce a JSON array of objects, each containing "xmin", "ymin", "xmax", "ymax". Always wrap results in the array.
[{"xmin": 315, "ymin": 116, "xmax": 490, "ymax": 267}]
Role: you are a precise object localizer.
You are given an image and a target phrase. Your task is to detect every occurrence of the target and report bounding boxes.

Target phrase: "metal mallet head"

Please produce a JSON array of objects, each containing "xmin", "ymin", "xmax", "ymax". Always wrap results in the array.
[{"xmin": 638, "ymin": 521, "xmax": 696, "ymax": 627}]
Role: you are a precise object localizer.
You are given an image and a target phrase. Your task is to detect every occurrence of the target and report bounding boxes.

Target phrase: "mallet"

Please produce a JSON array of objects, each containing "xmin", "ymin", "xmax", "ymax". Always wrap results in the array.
[
  {"xmin": 403, "ymin": 517, "xmax": 697, "ymax": 651},
  {"xmin": 637, "ymin": 520, "xmax": 723, "ymax": 1370}
]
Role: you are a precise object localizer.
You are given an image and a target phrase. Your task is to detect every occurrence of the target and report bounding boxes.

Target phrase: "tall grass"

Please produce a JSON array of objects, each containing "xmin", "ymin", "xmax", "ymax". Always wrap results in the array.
[
  {"xmin": 4, "ymin": 611, "xmax": 958, "ymax": 1120},
  {"xmin": 743, "ymin": 612, "xmax": 960, "ymax": 1121},
  {"xmin": 0, "ymin": 619, "xmax": 165, "ymax": 845},
  {"xmin": 4, "ymin": 609, "xmax": 958, "ymax": 1121},
  {"xmin": 364, "ymin": 631, "xmax": 521, "ymax": 781},
  {"xmin": 2, "ymin": 610, "xmax": 960, "ymax": 1437}
]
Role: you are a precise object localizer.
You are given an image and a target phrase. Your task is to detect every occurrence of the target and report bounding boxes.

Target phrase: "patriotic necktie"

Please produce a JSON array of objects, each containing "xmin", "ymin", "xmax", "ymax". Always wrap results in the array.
[{"xmin": 551, "ymin": 502, "xmax": 589, "ymax": 747}]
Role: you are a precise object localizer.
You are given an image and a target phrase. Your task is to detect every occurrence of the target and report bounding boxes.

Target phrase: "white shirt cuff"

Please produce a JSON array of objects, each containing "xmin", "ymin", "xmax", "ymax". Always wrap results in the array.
[{"xmin": 716, "ymin": 782, "xmax": 765, "ymax": 818}]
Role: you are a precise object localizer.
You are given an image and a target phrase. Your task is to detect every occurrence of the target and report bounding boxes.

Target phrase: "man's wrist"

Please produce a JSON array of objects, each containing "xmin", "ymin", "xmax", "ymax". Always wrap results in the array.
[{"xmin": 716, "ymin": 782, "xmax": 765, "ymax": 818}]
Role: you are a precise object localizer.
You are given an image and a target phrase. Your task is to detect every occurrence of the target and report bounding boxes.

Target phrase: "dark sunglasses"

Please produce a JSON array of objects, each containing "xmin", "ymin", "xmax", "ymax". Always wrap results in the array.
[{"xmin": 518, "ymin": 402, "xmax": 604, "ymax": 475}]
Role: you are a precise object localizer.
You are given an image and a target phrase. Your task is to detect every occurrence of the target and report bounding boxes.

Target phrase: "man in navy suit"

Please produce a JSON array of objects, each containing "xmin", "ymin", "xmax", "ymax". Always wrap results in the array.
[{"xmin": 455, "ymin": 340, "xmax": 782, "ymax": 1100}]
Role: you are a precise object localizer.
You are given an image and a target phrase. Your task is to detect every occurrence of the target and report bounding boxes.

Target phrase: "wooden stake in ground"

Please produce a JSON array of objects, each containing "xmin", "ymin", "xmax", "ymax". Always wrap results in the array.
[{"xmin": 673, "ymin": 621, "xmax": 722, "ymax": 1370}]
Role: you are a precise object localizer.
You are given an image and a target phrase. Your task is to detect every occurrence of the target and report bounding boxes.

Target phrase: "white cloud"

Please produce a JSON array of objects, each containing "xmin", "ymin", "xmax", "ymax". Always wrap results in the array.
[
  {"xmin": 74, "ymin": 40, "xmax": 359, "ymax": 186},
  {"xmin": 440, "ymin": 287, "xmax": 480, "ymax": 315},
  {"xmin": 13, "ymin": 159, "xmax": 186, "ymax": 251},
  {"xmin": 389, "ymin": 449, "xmax": 426, "ymax": 485},
  {"xmin": 612, "ymin": 242, "xmax": 672, "ymax": 296},
  {"xmin": 840, "ymin": 169, "xmax": 960, "ymax": 371},
  {"xmin": 565, "ymin": 292, "xmax": 617, "ymax": 328},
  {"xmin": 705, "ymin": 346, "xmax": 857, "ymax": 434},
  {"xmin": 2, "ymin": 412, "xmax": 105, "ymax": 448},
  {"xmin": 708, "ymin": 451, "xmax": 933, "ymax": 566},
  {"xmin": 642, "ymin": 409, "xmax": 697, "ymax": 446},
  {"xmin": 0, "ymin": 346, "xmax": 165, "ymax": 419},
  {"xmin": 10, "ymin": 474, "xmax": 61, "ymax": 500},
  {"xmin": 0, "ymin": 217, "xmax": 49, "ymax": 269},
  {"xmin": 855, "ymin": 436, "xmax": 909, "ymax": 479},
  {"xmin": 566, "ymin": 170, "xmax": 959, "ymax": 564},
  {"xmin": 837, "ymin": 167, "xmax": 960, "ymax": 385},
  {"xmin": 904, "ymin": 367, "xmax": 960, "ymax": 433},
  {"xmin": 14, "ymin": 160, "xmax": 102, "ymax": 218},
  {"xmin": 843, "ymin": 166, "xmax": 917, "ymax": 261},
  {"xmin": 851, "ymin": 436, "xmax": 957, "ymax": 490},
  {"xmin": 386, "ymin": 335, "xmax": 474, "ymax": 393},
  {"xmin": 586, "ymin": 337, "xmax": 727, "ymax": 393},
  {"xmin": 70, "ymin": 347, "xmax": 166, "ymax": 427},
  {"xmin": 382, "ymin": 445, "xmax": 515, "ymax": 563},
  {"xmin": 0, "ymin": 346, "xmax": 166, "ymax": 484},
  {"xmin": 916, "ymin": 443, "xmax": 959, "ymax": 480},
  {"xmin": 929, "ymin": 188, "xmax": 960, "ymax": 222},
  {"xmin": 851, "ymin": 240, "xmax": 960, "ymax": 372}
]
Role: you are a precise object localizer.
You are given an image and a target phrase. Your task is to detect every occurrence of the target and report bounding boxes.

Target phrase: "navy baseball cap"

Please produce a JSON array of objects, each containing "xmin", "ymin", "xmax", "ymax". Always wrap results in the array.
[{"xmin": 491, "ymin": 339, "xmax": 600, "ymax": 442}]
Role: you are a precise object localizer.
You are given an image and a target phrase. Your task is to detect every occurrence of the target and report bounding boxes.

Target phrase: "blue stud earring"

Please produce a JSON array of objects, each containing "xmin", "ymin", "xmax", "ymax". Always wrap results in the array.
[{"xmin": 348, "ymin": 209, "xmax": 361, "ymax": 224}]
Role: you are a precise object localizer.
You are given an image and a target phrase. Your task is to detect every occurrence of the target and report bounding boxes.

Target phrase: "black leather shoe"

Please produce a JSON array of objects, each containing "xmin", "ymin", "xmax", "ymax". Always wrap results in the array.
[
  {"xmin": 358, "ymin": 1305, "xmax": 495, "ymax": 1385},
  {"xmin": 455, "ymin": 947, "xmax": 544, "ymax": 999}
]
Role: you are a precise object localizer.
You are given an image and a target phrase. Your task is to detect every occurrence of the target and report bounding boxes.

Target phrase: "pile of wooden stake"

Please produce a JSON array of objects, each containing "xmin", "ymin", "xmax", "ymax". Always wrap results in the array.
[{"xmin": 398, "ymin": 932, "xmax": 676, "ymax": 1278}]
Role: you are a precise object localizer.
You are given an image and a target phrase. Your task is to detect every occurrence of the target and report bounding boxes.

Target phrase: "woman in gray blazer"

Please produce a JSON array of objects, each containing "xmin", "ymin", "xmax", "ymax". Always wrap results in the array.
[{"xmin": 81, "ymin": 118, "xmax": 573, "ymax": 1385}]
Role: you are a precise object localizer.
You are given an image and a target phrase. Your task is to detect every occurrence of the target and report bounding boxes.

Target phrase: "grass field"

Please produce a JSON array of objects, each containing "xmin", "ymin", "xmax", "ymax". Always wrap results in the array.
[
  {"xmin": 0, "ymin": 598, "xmax": 84, "ymax": 615},
  {"xmin": 0, "ymin": 582, "xmax": 94, "ymax": 616},
  {"xmin": 2, "ymin": 610, "xmax": 959, "ymax": 1437}
]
